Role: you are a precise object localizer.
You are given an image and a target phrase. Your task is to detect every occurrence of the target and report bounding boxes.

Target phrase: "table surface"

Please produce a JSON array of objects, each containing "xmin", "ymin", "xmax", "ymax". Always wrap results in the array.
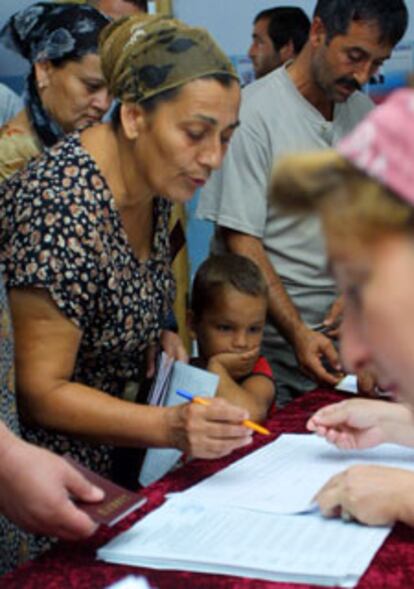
[{"xmin": 2, "ymin": 389, "xmax": 414, "ymax": 589}]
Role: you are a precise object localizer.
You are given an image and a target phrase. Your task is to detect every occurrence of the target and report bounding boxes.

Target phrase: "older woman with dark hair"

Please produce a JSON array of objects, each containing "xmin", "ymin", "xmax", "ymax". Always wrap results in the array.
[
  {"xmin": 0, "ymin": 2, "xmax": 111, "ymax": 181},
  {"xmin": 0, "ymin": 14, "xmax": 248, "ymax": 508}
]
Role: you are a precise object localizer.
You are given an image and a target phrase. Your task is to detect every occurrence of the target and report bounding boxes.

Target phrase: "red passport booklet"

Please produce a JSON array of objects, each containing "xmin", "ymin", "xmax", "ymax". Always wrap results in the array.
[{"xmin": 64, "ymin": 455, "xmax": 146, "ymax": 527}]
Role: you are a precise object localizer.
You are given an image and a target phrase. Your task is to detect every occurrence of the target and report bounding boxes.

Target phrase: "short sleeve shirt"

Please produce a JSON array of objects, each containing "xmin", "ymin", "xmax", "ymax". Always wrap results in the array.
[
  {"xmin": 0, "ymin": 132, "xmax": 175, "ymax": 477},
  {"xmin": 197, "ymin": 65, "xmax": 373, "ymax": 326}
]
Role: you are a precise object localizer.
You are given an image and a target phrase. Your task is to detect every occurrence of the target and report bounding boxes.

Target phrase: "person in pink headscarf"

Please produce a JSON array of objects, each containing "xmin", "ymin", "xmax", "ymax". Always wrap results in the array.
[{"xmin": 270, "ymin": 88, "xmax": 414, "ymax": 527}]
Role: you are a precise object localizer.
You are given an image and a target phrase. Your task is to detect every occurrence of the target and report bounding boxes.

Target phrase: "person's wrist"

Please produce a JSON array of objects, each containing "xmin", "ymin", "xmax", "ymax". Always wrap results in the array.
[
  {"xmin": 164, "ymin": 404, "xmax": 187, "ymax": 451},
  {"xmin": 291, "ymin": 322, "xmax": 311, "ymax": 351},
  {"xmin": 0, "ymin": 425, "xmax": 21, "ymax": 467}
]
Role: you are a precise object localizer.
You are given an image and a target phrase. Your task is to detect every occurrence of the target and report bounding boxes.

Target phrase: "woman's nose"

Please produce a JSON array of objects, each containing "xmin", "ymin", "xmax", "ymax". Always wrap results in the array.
[
  {"xmin": 340, "ymin": 312, "xmax": 371, "ymax": 374},
  {"xmin": 200, "ymin": 138, "xmax": 224, "ymax": 171},
  {"xmin": 92, "ymin": 88, "xmax": 112, "ymax": 114}
]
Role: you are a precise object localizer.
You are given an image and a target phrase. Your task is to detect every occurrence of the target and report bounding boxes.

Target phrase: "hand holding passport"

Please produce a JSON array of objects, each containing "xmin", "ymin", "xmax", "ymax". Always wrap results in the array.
[{"xmin": 64, "ymin": 456, "xmax": 146, "ymax": 527}]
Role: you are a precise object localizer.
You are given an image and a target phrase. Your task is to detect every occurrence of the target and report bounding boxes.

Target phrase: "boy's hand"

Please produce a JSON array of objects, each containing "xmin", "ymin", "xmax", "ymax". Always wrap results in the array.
[{"xmin": 208, "ymin": 347, "xmax": 260, "ymax": 380}]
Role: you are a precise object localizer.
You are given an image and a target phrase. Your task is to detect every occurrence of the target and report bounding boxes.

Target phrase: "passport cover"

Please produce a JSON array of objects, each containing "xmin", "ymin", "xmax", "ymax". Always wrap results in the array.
[{"xmin": 64, "ymin": 455, "xmax": 146, "ymax": 527}]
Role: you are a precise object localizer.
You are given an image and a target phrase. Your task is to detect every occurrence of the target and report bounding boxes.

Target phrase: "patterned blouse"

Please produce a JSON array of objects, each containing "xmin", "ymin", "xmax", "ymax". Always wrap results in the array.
[{"xmin": 0, "ymin": 131, "xmax": 175, "ymax": 480}]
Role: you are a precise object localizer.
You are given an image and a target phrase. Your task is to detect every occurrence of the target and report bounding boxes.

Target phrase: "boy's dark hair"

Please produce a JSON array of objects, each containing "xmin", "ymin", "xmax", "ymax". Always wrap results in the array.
[
  {"xmin": 191, "ymin": 254, "xmax": 268, "ymax": 320},
  {"xmin": 313, "ymin": 0, "xmax": 408, "ymax": 46},
  {"xmin": 268, "ymin": 7, "xmax": 310, "ymax": 54}
]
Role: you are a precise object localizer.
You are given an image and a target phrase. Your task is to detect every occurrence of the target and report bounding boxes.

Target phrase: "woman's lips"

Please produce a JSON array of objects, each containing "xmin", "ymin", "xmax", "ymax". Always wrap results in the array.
[{"xmin": 189, "ymin": 177, "xmax": 207, "ymax": 187}]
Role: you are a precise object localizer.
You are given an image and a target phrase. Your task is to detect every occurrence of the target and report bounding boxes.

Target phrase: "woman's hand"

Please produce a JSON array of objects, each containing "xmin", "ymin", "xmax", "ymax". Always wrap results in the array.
[
  {"xmin": 0, "ymin": 426, "xmax": 104, "ymax": 539},
  {"xmin": 166, "ymin": 397, "xmax": 253, "ymax": 459},
  {"xmin": 315, "ymin": 465, "xmax": 414, "ymax": 526},
  {"xmin": 307, "ymin": 398, "xmax": 414, "ymax": 449},
  {"xmin": 146, "ymin": 330, "xmax": 189, "ymax": 378}
]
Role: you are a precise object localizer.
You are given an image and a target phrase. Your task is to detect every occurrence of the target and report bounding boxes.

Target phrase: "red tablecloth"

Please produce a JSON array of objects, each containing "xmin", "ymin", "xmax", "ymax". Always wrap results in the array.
[{"xmin": 2, "ymin": 389, "xmax": 414, "ymax": 589}]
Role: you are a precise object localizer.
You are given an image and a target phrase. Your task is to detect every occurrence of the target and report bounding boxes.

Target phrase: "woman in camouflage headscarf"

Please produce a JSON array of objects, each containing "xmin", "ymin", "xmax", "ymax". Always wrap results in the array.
[{"xmin": 0, "ymin": 14, "xmax": 247, "ymax": 499}]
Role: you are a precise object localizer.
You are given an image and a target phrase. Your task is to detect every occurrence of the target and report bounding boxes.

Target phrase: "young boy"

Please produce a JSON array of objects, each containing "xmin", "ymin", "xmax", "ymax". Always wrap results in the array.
[{"xmin": 188, "ymin": 253, "xmax": 275, "ymax": 423}]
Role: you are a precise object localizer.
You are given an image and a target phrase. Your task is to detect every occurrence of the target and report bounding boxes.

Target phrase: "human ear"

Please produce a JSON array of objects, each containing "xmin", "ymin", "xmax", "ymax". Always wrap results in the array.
[
  {"xmin": 279, "ymin": 39, "xmax": 295, "ymax": 62},
  {"xmin": 120, "ymin": 102, "xmax": 146, "ymax": 140},
  {"xmin": 33, "ymin": 61, "xmax": 53, "ymax": 91},
  {"xmin": 309, "ymin": 16, "xmax": 328, "ymax": 48}
]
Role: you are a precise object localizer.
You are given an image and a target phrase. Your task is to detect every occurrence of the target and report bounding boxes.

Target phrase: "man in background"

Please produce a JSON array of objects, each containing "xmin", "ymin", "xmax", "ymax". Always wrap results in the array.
[
  {"xmin": 248, "ymin": 6, "xmax": 310, "ymax": 79},
  {"xmin": 198, "ymin": 0, "xmax": 408, "ymax": 407}
]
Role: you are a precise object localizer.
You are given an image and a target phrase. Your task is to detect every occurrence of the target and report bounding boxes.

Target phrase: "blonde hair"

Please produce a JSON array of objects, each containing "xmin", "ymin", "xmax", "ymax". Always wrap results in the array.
[{"xmin": 271, "ymin": 150, "xmax": 414, "ymax": 243}]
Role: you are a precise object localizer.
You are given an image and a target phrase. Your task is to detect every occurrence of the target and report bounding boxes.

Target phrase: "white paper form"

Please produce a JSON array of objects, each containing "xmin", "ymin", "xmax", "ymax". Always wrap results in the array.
[
  {"xmin": 98, "ymin": 500, "xmax": 390, "ymax": 588},
  {"xmin": 168, "ymin": 434, "xmax": 414, "ymax": 514}
]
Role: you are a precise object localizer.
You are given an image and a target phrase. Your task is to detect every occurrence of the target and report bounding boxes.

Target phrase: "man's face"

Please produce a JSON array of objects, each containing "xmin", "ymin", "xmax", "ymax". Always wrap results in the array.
[
  {"xmin": 248, "ymin": 17, "xmax": 281, "ymax": 78},
  {"xmin": 310, "ymin": 19, "xmax": 392, "ymax": 102}
]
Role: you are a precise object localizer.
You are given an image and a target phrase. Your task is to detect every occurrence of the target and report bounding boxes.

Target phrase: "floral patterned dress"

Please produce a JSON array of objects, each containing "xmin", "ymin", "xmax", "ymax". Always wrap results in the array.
[{"xmin": 0, "ymin": 131, "xmax": 175, "ymax": 482}]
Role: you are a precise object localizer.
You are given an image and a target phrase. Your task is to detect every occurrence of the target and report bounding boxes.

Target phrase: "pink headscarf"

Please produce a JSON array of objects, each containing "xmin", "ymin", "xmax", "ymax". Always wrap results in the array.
[{"xmin": 337, "ymin": 88, "xmax": 414, "ymax": 206}]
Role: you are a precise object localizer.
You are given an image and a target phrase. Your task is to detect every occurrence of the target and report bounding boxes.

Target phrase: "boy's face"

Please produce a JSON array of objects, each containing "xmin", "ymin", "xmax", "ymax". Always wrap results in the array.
[{"xmin": 192, "ymin": 286, "xmax": 267, "ymax": 365}]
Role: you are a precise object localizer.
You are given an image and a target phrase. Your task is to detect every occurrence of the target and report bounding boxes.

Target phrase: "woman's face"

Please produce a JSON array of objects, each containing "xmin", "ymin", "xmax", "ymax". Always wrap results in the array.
[
  {"xmin": 37, "ymin": 53, "xmax": 110, "ymax": 132},
  {"xmin": 131, "ymin": 77, "xmax": 241, "ymax": 203},
  {"xmin": 327, "ymin": 229, "xmax": 414, "ymax": 404}
]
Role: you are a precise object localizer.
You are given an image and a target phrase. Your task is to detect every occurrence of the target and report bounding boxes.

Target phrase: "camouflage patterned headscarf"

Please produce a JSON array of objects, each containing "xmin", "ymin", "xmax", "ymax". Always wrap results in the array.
[{"xmin": 99, "ymin": 14, "xmax": 239, "ymax": 103}]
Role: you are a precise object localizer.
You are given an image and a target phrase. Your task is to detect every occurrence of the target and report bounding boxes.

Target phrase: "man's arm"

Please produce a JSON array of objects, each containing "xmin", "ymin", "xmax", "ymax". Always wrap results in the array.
[{"xmin": 223, "ymin": 228, "xmax": 341, "ymax": 386}]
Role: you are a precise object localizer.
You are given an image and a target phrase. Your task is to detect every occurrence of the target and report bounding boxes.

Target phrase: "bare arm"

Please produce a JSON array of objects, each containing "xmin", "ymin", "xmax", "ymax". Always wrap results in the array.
[
  {"xmin": 208, "ymin": 355, "xmax": 275, "ymax": 423},
  {"xmin": 10, "ymin": 288, "xmax": 253, "ymax": 459},
  {"xmin": 222, "ymin": 229, "xmax": 341, "ymax": 386}
]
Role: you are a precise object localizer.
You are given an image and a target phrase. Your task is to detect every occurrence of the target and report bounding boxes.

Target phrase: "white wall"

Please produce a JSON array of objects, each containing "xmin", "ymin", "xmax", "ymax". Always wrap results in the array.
[
  {"xmin": 0, "ymin": 0, "xmax": 33, "ymax": 80},
  {"xmin": 173, "ymin": 0, "xmax": 413, "ymax": 55},
  {"xmin": 174, "ymin": 0, "xmax": 414, "ymax": 278}
]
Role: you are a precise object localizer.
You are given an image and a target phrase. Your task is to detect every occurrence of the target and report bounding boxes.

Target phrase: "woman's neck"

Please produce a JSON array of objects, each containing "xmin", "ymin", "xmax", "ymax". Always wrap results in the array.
[
  {"xmin": 81, "ymin": 123, "xmax": 153, "ymax": 209},
  {"xmin": 81, "ymin": 123, "xmax": 156, "ymax": 261}
]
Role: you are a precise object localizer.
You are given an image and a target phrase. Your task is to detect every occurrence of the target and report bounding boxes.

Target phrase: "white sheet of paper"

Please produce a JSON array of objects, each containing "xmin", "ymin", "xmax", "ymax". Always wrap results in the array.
[
  {"xmin": 98, "ymin": 500, "xmax": 389, "ymax": 588},
  {"xmin": 336, "ymin": 374, "xmax": 358, "ymax": 393},
  {"xmin": 106, "ymin": 576, "xmax": 152, "ymax": 589},
  {"xmin": 168, "ymin": 434, "xmax": 414, "ymax": 514}
]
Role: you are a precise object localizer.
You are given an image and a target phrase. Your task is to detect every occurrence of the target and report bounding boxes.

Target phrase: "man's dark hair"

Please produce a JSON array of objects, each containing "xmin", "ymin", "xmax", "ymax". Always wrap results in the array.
[
  {"xmin": 191, "ymin": 254, "xmax": 268, "ymax": 321},
  {"xmin": 253, "ymin": 8, "xmax": 277, "ymax": 25},
  {"xmin": 268, "ymin": 7, "xmax": 310, "ymax": 54},
  {"xmin": 313, "ymin": 0, "xmax": 408, "ymax": 46}
]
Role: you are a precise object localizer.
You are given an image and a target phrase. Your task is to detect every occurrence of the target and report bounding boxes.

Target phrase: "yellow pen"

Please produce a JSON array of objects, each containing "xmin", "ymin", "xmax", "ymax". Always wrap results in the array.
[{"xmin": 176, "ymin": 389, "xmax": 270, "ymax": 436}]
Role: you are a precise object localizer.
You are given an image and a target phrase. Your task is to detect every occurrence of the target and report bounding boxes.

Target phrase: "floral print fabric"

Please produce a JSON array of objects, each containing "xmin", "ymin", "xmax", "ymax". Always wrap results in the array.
[{"xmin": 0, "ymin": 131, "xmax": 175, "ymax": 479}]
